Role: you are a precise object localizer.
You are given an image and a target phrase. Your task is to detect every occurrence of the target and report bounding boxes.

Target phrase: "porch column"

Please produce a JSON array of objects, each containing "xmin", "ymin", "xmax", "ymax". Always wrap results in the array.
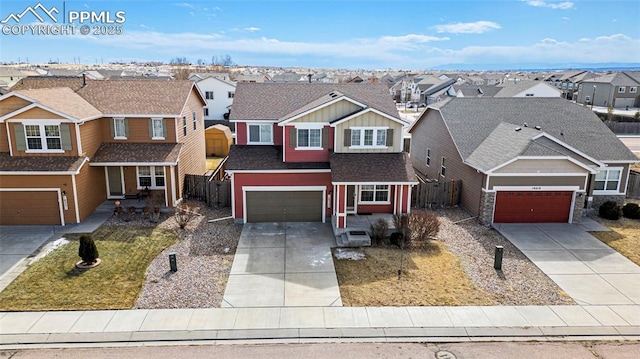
[{"xmin": 336, "ymin": 184, "xmax": 347, "ymax": 229}]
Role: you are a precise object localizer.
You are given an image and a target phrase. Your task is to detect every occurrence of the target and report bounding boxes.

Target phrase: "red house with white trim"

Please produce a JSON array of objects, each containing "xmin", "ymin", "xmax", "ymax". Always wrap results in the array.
[{"xmin": 226, "ymin": 83, "xmax": 417, "ymax": 233}]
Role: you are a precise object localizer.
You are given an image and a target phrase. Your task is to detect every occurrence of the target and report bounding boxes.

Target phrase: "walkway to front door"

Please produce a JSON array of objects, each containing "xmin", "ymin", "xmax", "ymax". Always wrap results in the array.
[{"xmin": 222, "ymin": 222, "xmax": 342, "ymax": 307}]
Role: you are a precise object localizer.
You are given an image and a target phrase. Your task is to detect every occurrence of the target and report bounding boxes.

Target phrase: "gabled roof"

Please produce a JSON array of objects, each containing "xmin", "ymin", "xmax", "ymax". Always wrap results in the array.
[
  {"xmin": 13, "ymin": 87, "xmax": 101, "ymax": 120},
  {"xmin": 11, "ymin": 76, "xmax": 86, "ymax": 92},
  {"xmin": 494, "ymin": 80, "xmax": 561, "ymax": 97},
  {"xmin": 585, "ymin": 72, "xmax": 640, "ymax": 86},
  {"xmin": 412, "ymin": 98, "xmax": 637, "ymax": 164},
  {"xmin": 230, "ymin": 83, "xmax": 399, "ymax": 121},
  {"xmin": 278, "ymin": 91, "xmax": 368, "ymax": 124},
  {"xmin": 77, "ymin": 79, "xmax": 202, "ymax": 115}
]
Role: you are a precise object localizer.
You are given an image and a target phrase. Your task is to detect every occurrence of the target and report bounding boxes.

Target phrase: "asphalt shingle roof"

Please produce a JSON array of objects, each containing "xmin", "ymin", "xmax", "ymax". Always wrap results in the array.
[
  {"xmin": 0, "ymin": 153, "xmax": 85, "ymax": 172},
  {"xmin": 15, "ymin": 87, "xmax": 101, "ymax": 119},
  {"xmin": 330, "ymin": 152, "xmax": 417, "ymax": 183},
  {"xmin": 230, "ymin": 83, "xmax": 399, "ymax": 121},
  {"xmin": 225, "ymin": 145, "xmax": 330, "ymax": 171},
  {"xmin": 91, "ymin": 143, "xmax": 182, "ymax": 164},
  {"xmin": 429, "ymin": 97, "xmax": 637, "ymax": 163}
]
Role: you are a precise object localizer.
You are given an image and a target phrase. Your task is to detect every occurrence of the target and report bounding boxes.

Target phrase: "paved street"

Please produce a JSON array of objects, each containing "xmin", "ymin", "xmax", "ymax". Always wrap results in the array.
[{"xmin": 2, "ymin": 342, "xmax": 639, "ymax": 359}]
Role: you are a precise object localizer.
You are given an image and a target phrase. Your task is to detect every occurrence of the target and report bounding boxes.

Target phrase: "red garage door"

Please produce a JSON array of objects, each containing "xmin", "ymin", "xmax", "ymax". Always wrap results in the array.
[{"xmin": 494, "ymin": 191, "xmax": 573, "ymax": 223}]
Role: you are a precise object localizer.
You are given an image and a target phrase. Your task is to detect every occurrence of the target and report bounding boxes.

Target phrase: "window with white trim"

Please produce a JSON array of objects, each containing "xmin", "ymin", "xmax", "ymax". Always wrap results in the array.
[
  {"xmin": 440, "ymin": 157, "xmax": 446, "ymax": 177},
  {"xmin": 182, "ymin": 116, "xmax": 187, "ymax": 136},
  {"xmin": 137, "ymin": 166, "xmax": 165, "ymax": 189},
  {"xmin": 114, "ymin": 118, "xmax": 126, "ymax": 138},
  {"xmin": 297, "ymin": 128, "xmax": 321, "ymax": 148},
  {"xmin": 151, "ymin": 118, "xmax": 164, "ymax": 139},
  {"xmin": 25, "ymin": 124, "xmax": 62, "ymax": 151},
  {"xmin": 350, "ymin": 128, "xmax": 387, "ymax": 147},
  {"xmin": 248, "ymin": 123, "xmax": 273, "ymax": 144},
  {"xmin": 594, "ymin": 168, "xmax": 622, "ymax": 192},
  {"xmin": 630, "ymin": 87, "xmax": 637, "ymax": 93},
  {"xmin": 618, "ymin": 86, "xmax": 626, "ymax": 93},
  {"xmin": 426, "ymin": 148, "xmax": 431, "ymax": 166},
  {"xmin": 228, "ymin": 91, "xmax": 235, "ymax": 98},
  {"xmin": 205, "ymin": 91, "xmax": 214, "ymax": 99},
  {"xmin": 359, "ymin": 185, "xmax": 390, "ymax": 203},
  {"xmin": 203, "ymin": 108, "xmax": 209, "ymax": 117}
]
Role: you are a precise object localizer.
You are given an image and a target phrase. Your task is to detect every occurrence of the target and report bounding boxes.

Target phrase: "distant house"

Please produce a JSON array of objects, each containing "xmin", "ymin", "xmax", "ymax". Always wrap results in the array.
[
  {"xmin": 233, "ymin": 74, "xmax": 271, "ymax": 83},
  {"xmin": 411, "ymin": 76, "xmax": 456, "ymax": 104},
  {"xmin": 576, "ymin": 72, "xmax": 640, "ymax": 108},
  {"xmin": 544, "ymin": 70, "xmax": 596, "ymax": 100},
  {"xmin": 409, "ymin": 98, "xmax": 638, "ymax": 225},
  {"xmin": 0, "ymin": 68, "xmax": 30, "ymax": 90},
  {"xmin": 191, "ymin": 75, "xmax": 236, "ymax": 122},
  {"xmin": 494, "ymin": 80, "xmax": 562, "ymax": 98}
]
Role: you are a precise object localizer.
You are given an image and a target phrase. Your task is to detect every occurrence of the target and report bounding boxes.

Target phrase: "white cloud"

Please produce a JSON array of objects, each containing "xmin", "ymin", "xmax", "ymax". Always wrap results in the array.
[
  {"xmin": 562, "ymin": 16, "xmax": 570, "ymax": 21},
  {"xmin": 174, "ymin": 2, "xmax": 196, "ymax": 9},
  {"xmin": 68, "ymin": 30, "xmax": 640, "ymax": 68},
  {"xmin": 139, "ymin": 24, "xmax": 154, "ymax": 30},
  {"xmin": 244, "ymin": 27, "xmax": 260, "ymax": 32},
  {"xmin": 433, "ymin": 21, "xmax": 501, "ymax": 34},
  {"xmin": 524, "ymin": 1, "xmax": 575, "ymax": 10}
]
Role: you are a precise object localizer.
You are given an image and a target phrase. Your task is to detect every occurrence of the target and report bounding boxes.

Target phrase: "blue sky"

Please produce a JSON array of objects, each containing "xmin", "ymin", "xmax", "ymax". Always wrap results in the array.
[{"xmin": 1, "ymin": 0, "xmax": 639, "ymax": 69}]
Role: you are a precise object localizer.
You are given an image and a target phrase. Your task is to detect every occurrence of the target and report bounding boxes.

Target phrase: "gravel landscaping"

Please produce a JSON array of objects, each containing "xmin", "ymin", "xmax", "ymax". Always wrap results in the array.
[
  {"xmin": 435, "ymin": 208, "xmax": 575, "ymax": 306},
  {"xmin": 124, "ymin": 203, "xmax": 241, "ymax": 309}
]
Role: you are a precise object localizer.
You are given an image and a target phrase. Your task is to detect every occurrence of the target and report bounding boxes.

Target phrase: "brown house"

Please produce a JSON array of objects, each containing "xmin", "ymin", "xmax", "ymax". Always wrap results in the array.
[{"xmin": 0, "ymin": 79, "xmax": 206, "ymax": 225}]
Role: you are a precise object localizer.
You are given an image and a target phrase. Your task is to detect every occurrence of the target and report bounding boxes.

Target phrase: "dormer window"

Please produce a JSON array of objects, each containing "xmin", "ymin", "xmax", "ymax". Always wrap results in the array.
[
  {"xmin": 25, "ymin": 124, "xmax": 61, "ymax": 151},
  {"xmin": 350, "ymin": 127, "xmax": 387, "ymax": 148},
  {"xmin": 114, "ymin": 118, "xmax": 127, "ymax": 139},
  {"xmin": 247, "ymin": 123, "xmax": 273, "ymax": 144}
]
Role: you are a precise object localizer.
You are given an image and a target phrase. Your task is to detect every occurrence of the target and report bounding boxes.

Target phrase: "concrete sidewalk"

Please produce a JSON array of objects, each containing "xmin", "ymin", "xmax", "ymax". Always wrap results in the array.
[{"xmin": 1, "ymin": 304, "xmax": 639, "ymax": 348}]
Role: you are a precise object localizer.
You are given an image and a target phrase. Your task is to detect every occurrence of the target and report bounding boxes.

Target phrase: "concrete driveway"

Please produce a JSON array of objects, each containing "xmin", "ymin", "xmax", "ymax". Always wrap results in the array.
[
  {"xmin": 495, "ymin": 221, "xmax": 640, "ymax": 305},
  {"xmin": 222, "ymin": 222, "xmax": 342, "ymax": 307},
  {"xmin": 0, "ymin": 226, "xmax": 54, "ymax": 276}
]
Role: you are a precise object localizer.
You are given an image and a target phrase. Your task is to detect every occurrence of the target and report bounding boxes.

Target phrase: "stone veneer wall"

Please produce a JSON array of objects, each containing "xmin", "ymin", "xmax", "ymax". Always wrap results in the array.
[
  {"xmin": 590, "ymin": 194, "xmax": 626, "ymax": 211},
  {"xmin": 572, "ymin": 192, "xmax": 586, "ymax": 223},
  {"xmin": 478, "ymin": 190, "xmax": 495, "ymax": 226}
]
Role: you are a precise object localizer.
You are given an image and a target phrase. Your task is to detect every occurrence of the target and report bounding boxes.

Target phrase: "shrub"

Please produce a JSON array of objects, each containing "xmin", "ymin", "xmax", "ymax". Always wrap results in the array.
[
  {"xmin": 599, "ymin": 201, "xmax": 622, "ymax": 220},
  {"xmin": 78, "ymin": 235, "xmax": 99, "ymax": 264},
  {"xmin": 622, "ymin": 203, "xmax": 640, "ymax": 219},
  {"xmin": 174, "ymin": 202, "xmax": 200, "ymax": 229},
  {"xmin": 392, "ymin": 211, "xmax": 440, "ymax": 248},
  {"xmin": 369, "ymin": 218, "xmax": 388, "ymax": 246}
]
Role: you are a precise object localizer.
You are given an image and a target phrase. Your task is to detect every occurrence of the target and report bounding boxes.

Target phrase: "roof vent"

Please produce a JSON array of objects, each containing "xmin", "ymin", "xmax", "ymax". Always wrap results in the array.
[
  {"xmin": 535, "ymin": 126, "xmax": 541, "ymax": 130},
  {"xmin": 515, "ymin": 127, "xmax": 522, "ymax": 132},
  {"xmin": 329, "ymin": 92, "xmax": 338, "ymax": 98},
  {"xmin": 523, "ymin": 123, "xmax": 528, "ymax": 127}
]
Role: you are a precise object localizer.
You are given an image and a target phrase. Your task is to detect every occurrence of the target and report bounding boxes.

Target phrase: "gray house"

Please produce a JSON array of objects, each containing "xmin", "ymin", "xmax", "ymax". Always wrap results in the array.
[
  {"xmin": 409, "ymin": 97, "xmax": 637, "ymax": 225},
  {"xmin": 576, "ymin": 72, "xmax": 640, "ymax": 108}
]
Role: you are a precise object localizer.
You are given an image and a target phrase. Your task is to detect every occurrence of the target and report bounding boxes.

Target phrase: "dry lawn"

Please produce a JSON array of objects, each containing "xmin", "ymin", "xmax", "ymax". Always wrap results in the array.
[
  {"xmin": 591, "ymin": 217, "xmax": 640, "ymax": 266},
  {"xmin": 0, "ymin": 226, "xmax": 177, "ymax": 311},
  {"xmin": 333, "ymin": 242, "xmax": 495, "ymax": 306}
]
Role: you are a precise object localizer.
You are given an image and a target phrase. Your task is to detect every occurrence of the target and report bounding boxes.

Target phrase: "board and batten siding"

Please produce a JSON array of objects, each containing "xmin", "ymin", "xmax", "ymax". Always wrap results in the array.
[
  {"xmin": 494, "ymin": 159, "xmax": 589, "ymax": 174},
  {"xmin": 334, "ymin": 112, "xmax": 403, "ymax": 153},
  {"xmin": 176, "ymin": 88, "xmax": 207, "ymax": 200},
  {"xmin": 289, "ymin": 99, "xmax": 361, "ymax": 123},
  {"xmin": 410, "ymin": 109, "xmax": 485, "ymax": 216}
]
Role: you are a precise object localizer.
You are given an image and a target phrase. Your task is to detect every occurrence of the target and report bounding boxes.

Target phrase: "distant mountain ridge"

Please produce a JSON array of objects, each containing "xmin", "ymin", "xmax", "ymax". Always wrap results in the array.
[{"xmin": 431, "ymin": 62, "xmax": 640, "ymax": 72}]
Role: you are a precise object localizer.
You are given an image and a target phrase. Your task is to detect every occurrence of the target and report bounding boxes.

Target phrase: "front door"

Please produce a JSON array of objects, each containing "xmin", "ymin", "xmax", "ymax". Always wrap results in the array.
[
  {"xmin": 346, "ymin": 185, "xmax": 357, "ymax": 214},
  {"xmin": 107, "ymin": 166, "xmax": 124, "ymax": 198}
]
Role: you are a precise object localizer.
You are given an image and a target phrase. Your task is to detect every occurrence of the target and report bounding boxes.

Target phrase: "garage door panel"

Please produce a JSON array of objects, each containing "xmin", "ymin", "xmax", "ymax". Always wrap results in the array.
[
  {"xmin": 494, "ymin": 191, "xmax": 572, "ymax": 223},
  {"xmin": 246, "ymin": 191, "xmax": 322, "ymax": 222},
  {"xmin": 0, "ymin": 191, "xmax": 61, "ymax": 225}
]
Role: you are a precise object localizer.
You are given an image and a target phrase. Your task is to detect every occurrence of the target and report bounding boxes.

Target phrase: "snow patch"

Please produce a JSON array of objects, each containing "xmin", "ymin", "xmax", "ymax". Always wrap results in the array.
[
  {"xmin": 333, "ymin": 248, "xmax": 366, "ymax": 260},
  {"xmin": 30, "ymin": 238, "xmax": 69, "ymax": 263}
]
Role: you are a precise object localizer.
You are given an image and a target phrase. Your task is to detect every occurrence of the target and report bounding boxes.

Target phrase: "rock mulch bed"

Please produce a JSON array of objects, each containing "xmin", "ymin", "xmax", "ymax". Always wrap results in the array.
[
  {"xmin": 118, "ymin": 204, "xmax": 242, "ymax": 309},
  {"xmin": 433, "ymin": 208, "xmax": 575, "ymax": 305}
]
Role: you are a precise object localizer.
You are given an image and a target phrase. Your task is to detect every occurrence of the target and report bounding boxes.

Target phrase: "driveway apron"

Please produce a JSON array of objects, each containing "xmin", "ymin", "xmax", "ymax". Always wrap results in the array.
[
  {"xmin": 222, "ymin": 222, "xmax": 342, "ymax": 307},
  {"xmin": 496, "ymin": 221, "xmax": 640, "ymax": 305},
  {"xmin": 0, "ymin": 225, "xmax": 55, "ymax": 276}
]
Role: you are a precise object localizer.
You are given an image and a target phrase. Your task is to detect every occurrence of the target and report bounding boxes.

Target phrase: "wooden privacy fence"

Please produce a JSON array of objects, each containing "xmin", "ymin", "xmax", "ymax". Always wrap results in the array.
[
  {"xmin": 411, "ymin": 180, "xmax": 461, "ymax": 209},
  {"xmin": 183, "ymin": 174, "xmax": 231, "ymax": 207},
  {"xmin": 627, "ymin": 171, "xmax": 640, "ymax": 199}
]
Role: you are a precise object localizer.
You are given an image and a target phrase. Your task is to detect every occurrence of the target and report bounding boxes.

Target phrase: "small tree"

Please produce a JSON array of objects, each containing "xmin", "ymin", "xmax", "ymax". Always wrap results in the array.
[
  {"xmin": 622, "ymin": 203, "xmax": 640, "ymax": 219},
  {"xmin": 606, "ymin": 104, "xmax": 614, "ymax": 121},
  {"xmin": 393, "ymin": 211, "xmax": 440, "ymax": 248},
  {"xmin": 78, "ymin": 235, "xmax": 99, "ymax": 264},
  {"xmin": 635, "ymin": 111, "xmax": 640, "ymax": 121}
]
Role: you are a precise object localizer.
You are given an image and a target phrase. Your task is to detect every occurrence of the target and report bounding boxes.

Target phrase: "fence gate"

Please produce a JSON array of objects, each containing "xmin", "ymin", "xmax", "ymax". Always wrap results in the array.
[
  {"xmin": 183, "ymin": 174, "xmax": 231, "ymax": 207},
  {"xmin": 627, "ymin": 171, "xmax": 640, "ymax": 199}
]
